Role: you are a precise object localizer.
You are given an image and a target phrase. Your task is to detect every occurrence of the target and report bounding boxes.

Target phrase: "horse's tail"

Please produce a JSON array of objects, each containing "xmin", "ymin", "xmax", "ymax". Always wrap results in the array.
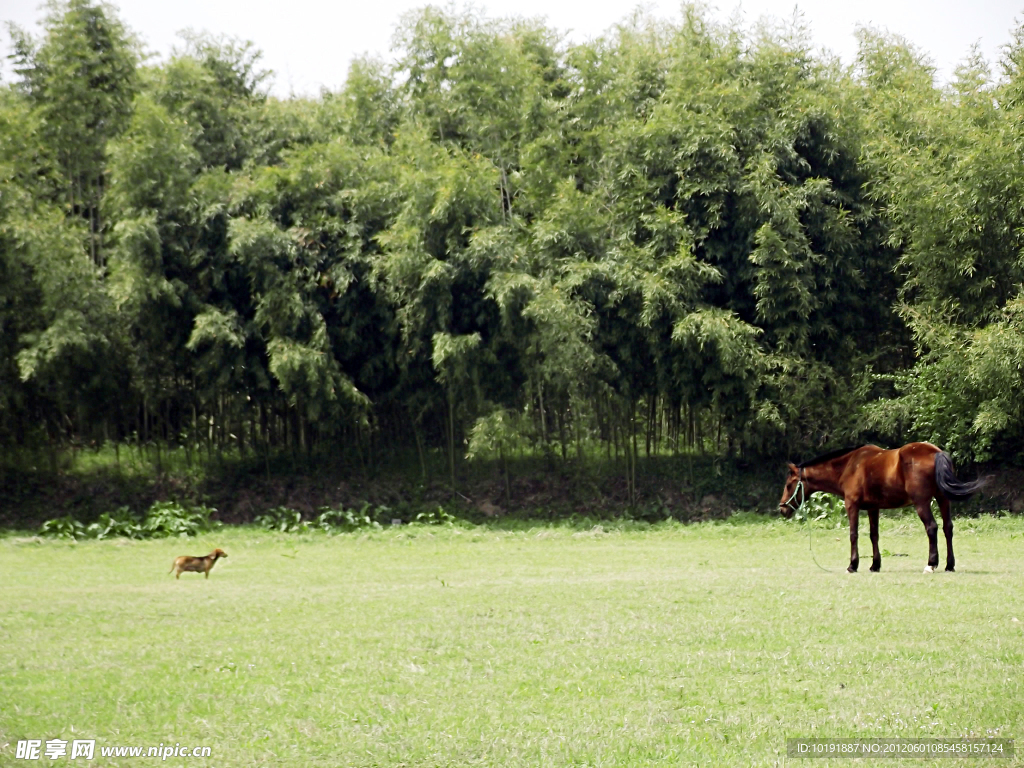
[{"xmin": 934, "ymin": 451, "xmax": 986, "ymax": 501}]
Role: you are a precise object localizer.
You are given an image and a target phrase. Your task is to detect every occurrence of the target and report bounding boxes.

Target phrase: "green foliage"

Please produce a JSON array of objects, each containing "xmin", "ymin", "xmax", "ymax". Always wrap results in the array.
[
  {"xmin": 466, "ymin": 409, "xmax": 521, "ymax": 460},
  {"xmin": 864, "ymin": 296, "xmax": 1024, "ymax": 464},
  {"xmin": 250, "ymin": 502, "xmax": 458, "ymax": 532},
  {"xmin": 39, "ymin": 515, "xmax": 86, "ymax": 540},
  {"xmin": 8, "ymin": 0, "xmax": 139, "ymax": 270},
  {"xmin": 254, "ymin": 503, "xmax": 389, "ymax": 533},
  {"xmin": 791, "ymin": 492, "xmax": 845, "ymax": 523},
  {"xmin": 414, "ymin": 506, "xmax": 456, "ymax": 526},
  {"xmin": 7, "ymin": 0, "xmax": 1024, "ymax": 480},
  {"xmin": 154, "ymin": 31, "xmax": 270, "ymax": 170},
  {"xmin": 849, "ymin": 26, "xmax": 1024, "ymax": 463},
  {"xmin": 254, "ymin": 506, "xmax": 307, "ymax": 533},
  {"xmin": 140, "ymin": 500, "xmax": 217, "ymax": 538},
  {"xmin": 315, "ymin": 504, "xmax": 383, "ymax": 532},
  {"xmin": 86, "ymin": 507, "xmax": 144, "ymax": 539},
  {"xmin": 38, "ymin": 500, "xmax": 216, "ymax": 539}
]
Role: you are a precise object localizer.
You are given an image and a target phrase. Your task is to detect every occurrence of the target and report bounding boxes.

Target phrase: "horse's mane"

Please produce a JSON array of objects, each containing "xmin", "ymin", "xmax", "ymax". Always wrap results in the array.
[{"xmin": 797, "ymin": 446, "xmax": 866, "ymax": 468}]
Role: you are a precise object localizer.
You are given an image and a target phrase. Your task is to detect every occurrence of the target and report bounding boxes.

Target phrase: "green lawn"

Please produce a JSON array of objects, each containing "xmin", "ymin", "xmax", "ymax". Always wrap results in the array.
[{"xmin": 1, "ymin": 515, "xmax": 1022, "ymax": 766}]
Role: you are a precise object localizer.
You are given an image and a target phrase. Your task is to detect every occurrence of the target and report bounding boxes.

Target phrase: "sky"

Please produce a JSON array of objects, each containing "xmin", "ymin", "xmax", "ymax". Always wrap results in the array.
[{"xmin": 1, "ymin": 0, "xmax": 1021, "ymax": 97}]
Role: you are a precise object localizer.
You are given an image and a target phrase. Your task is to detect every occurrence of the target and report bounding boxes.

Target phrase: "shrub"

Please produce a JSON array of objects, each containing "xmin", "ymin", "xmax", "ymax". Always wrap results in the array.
[
  {"xmin": 315, "ymin": 504, "xmax": 381, "ymax": 533},
  {"xmin": 255, "ymin": 506, "xmax": 308, "ymax": 533},
  {"xmin": 39, "ymin": 515, "xmax": 86, "ymax": 540},
  {"xmin": 252, "ymin": 503, "xmax": 389, "ymax": 534},
  {"xmin": 143, "ymin": 500, "xmax": 217, "ymax": 538},
  {"xmin": 414, "ymin": 506, "xmax": 456, "ymax": 526},
  {"xmin": 793, "ymin": 493, "xmax": 845, "ymax": 523},
  {"xmin": 39, "ymin": 500, "xmax": 217, "ymax": 540},
  {"xmin": 86, "ymin": 507, "xmax": 144, "ymax": 539}
]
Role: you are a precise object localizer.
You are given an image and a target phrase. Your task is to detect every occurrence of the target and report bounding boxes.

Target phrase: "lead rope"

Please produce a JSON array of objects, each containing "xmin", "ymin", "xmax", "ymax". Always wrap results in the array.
[
  {"xmin": 808, "ymin": 514, "xmax": 832, "ymax": 573},
  {"xmin": 803, "ymin": 469, "xmax": 833, "ymax": 573},
  {"xmin": 785, "ymin": 469, "xmax": 833, "ymax": 573}
]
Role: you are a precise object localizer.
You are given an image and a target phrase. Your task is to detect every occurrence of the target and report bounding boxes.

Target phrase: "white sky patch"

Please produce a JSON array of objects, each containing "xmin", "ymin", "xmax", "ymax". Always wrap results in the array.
[{"xmin": 1, "ymin": 0, "xmax": 1020, "ymax": 97}]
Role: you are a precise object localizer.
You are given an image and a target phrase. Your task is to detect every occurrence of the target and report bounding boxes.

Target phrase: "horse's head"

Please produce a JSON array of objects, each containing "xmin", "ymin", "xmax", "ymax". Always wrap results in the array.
[{"xmin": 779, "ymin": 463, "xmax": 803, "ymax": 518}]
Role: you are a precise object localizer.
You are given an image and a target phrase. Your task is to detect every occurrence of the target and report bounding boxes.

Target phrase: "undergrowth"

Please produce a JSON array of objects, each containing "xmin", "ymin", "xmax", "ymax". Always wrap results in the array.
[{"xmin": 38, "ymin": 501, "xmax": 218, "ymax": 541}]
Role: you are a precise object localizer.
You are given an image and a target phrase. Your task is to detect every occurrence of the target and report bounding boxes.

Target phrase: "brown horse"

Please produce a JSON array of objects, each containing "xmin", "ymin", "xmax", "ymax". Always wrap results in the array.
[{"xmin": 778, "ymin": 443, "xmax": 985, "ymax": 573}]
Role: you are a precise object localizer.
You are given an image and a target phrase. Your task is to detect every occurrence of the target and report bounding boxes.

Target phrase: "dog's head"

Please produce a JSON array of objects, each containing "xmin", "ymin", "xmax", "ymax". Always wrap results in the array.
[{"xmin": 212, "ymin": 548, "xmax": 228, "ymax": 559}]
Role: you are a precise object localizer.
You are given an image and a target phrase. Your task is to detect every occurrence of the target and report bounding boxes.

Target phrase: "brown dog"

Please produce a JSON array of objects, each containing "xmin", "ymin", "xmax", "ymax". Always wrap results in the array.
[{"xmin": 169, "ymin": 549, "xmax": 227, "ymax": 579}]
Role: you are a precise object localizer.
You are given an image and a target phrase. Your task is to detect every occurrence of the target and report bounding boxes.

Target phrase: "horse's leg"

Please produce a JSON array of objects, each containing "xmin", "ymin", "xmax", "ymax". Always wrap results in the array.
[
  {"xmin": 846, "ymin": 501, "xmax": 860, "ymax": 573},
  {"xmin": 868, "ymin": 509, "xmax": 881, "ymax": 572},
  {"xmin": 916, "ymin": 500, "xmax": 939, "ymax": 572},
  {"xmin": 938, "ymin": 496, "xmax": 954, "ymax": 572}
]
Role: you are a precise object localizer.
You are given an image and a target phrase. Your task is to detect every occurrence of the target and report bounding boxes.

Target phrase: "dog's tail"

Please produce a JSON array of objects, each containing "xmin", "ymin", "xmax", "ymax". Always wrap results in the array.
[
  {"xmin": 169, "ymin": 561, "xmax": 176, "ymax": 574},
  {"xmin": 935, "ymin": 451, "xmax": 986, "ymax": 501}
]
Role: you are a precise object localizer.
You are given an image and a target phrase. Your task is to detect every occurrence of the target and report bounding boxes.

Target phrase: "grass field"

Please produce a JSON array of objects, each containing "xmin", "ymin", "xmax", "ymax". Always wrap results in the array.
[{"xmin": 1, "ymin": 514, "xmax": 1022, "ymax": 766}]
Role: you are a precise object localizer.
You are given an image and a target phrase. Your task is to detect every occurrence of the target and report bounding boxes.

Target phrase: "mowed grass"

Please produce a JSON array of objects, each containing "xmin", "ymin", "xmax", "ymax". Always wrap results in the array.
[{"xmin": 1, "ymin": 515, "xmax": 1023, "ymax": 767}]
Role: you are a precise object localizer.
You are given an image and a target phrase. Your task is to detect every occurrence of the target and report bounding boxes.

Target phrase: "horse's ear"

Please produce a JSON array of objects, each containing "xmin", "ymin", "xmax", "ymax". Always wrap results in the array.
[{"xmin": 787, "ymin": 462, "xmax": 798, "ymax": 474}]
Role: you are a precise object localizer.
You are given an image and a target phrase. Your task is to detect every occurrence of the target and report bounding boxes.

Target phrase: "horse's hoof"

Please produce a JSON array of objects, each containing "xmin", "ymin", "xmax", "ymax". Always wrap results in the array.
[
  {"xmin": 945, "ymin": 566, "xmax": 955, "ymax": 573},
  {"xmin": 923, "ymin": 565, "xmax": 935, "ymax": 573},
  {"xmin": 847, "ymin": 566, "xmax": 858, "ymax": 573},
  {"xmin": 870, "ymin": 565, "xmax": 881, "ymax": 573}
]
